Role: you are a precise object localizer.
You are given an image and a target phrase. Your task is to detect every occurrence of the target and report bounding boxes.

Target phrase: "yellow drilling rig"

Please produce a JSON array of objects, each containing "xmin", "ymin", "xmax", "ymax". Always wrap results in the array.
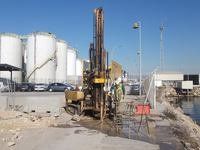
[{"xmin": 65, "ymin": 7, "xmax": 109, "ymax": 121}]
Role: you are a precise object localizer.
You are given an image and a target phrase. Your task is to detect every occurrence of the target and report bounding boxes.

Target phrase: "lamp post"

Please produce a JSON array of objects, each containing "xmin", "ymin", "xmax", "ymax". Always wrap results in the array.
[{"xmin": 133, "ymin": 21, "xmax": 142, "ymax": 96}]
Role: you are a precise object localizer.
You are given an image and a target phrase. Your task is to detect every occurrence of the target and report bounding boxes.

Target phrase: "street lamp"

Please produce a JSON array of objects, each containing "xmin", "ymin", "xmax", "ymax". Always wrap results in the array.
[{"xmin": 133, "ymin": 21, "xmax": 142, "ymax": 96}]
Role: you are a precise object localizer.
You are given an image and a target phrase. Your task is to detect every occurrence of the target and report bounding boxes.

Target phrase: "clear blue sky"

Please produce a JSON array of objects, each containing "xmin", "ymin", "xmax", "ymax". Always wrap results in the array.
[{"xmin": 0, "ymin": 0, "xmax": 200, "ymax": 74}]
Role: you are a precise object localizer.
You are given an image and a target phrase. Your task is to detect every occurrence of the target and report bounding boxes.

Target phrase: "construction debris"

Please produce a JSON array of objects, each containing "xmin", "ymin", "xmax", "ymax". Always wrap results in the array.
[
  {"xmin": 0, "ymin": 110, "xmax": 72, "ymax": 132},
  {"xmin": 71, "ymin": 115, "xmax": 80, "ymax": 122},
  {"xmin": 7, "ymin": 141, "xmax": 15, "ymax": 147}
]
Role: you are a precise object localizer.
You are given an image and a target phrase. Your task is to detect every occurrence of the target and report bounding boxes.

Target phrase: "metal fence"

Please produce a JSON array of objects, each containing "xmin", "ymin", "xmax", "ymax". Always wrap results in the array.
[{"xmin": 143, "ymin": 71, "xmax": 157, "ymax": 109}]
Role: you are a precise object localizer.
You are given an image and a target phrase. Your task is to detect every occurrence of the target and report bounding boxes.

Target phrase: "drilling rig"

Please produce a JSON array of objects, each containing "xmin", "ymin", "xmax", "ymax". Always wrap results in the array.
[
  {"xmin": 65, "ymin": 7, "xmax": 108, "ymax": 121},
  {"xmin": 88, "ymin": 7, "xmax": 107, "ymax": 121},
  {"xmin": 83, "ymin": 7, "xmax": 107, "ymax": 121}
]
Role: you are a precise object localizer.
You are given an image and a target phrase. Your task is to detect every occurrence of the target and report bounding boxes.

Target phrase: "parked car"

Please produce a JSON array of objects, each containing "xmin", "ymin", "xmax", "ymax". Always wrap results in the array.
[
  {"xmin": 34, "ymin": 83, "xmax": 48, "ymax": 91},
  {"xmin": 64, "ymin": 83, "xmax": 75, "ymax": 90},
  {"xmin": 18, "ymin": 83, "xmax": 34, "ymax": 92},
  {"xmin": 47, "ymin": 83, "xmax": 74, "ymax": 92},
  {"xmin": 126, "ymin": 84, "xmax": 140, "ymax": 95},
  {"xmin": 64, "ymin": 82, "xmax": 76, "ymax": 89}
]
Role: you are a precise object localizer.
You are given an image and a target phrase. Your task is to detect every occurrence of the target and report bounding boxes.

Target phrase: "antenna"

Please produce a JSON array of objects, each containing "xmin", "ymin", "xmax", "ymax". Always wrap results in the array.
[{"xmin": 160, "ymin": 23, "xmax": 164, "ymax": 71}]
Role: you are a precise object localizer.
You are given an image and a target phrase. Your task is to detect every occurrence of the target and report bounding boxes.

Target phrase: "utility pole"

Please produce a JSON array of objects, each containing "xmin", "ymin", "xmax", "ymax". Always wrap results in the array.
[{"xmin": 160, "ymin": 23, "xmax": 164, "ymax": 71}]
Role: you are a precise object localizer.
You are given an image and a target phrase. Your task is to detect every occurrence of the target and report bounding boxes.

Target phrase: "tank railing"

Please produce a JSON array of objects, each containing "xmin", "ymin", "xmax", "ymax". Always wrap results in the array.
[{"xmin": 25, "ymin": 50, "xmax": 56, "ymax": 81}]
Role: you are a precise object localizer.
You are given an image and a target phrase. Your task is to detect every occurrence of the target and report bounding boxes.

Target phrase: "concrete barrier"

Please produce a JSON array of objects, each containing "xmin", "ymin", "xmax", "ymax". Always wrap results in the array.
[{"xmin": 0, "ymin": 92, "xmax": 66, "ymax": 114}]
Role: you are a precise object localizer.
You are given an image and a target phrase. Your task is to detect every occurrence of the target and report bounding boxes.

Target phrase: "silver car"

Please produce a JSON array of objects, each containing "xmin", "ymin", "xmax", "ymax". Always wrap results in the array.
[{"xmin": 34, "ymin": 83, "xmax": 48, "ymax": 91}]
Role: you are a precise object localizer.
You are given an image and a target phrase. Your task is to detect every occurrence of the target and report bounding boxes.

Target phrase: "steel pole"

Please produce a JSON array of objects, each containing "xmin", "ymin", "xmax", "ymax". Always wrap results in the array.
[{"xmin": 139, "ymin": 21, "xmax": 142, "ymax": 96}]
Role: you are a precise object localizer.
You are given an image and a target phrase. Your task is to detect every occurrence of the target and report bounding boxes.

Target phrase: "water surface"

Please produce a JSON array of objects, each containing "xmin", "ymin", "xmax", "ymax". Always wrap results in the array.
[{"xmin": 179, "ymin": 97, "xmax": 200, "ymax": 124}]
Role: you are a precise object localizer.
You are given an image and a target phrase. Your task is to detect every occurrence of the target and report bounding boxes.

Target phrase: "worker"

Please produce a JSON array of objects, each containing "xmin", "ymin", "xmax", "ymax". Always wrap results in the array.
[
  {"xmin": 107, "ymin": 91, "xmax": 113, "ymax": 119},
  {"xmin": 121, "ymin": 80, "xmax": 125, "ymax": 99},
  {"xmin": 115, "ymin": 83, "xmax": 122, "ymax": 102},
  {"xmin": 110, "ymin": 81, "xmax": 115, "ymax": 95},
  {"xmin": 114, "ymin": 78, "xmax": 123, "ymax": 115}
]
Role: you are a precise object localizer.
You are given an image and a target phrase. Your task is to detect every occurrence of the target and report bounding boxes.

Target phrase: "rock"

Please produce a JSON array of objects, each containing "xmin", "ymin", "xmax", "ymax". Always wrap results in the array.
[
  {"xmin": 15, "ymin": 114, "xmax": 23, "ymax": 118},
  {"xmin": 176, "ymin": 107, "xmax": 184, "ymax": 113},
  {"xmin": 16, "ymin": 128, "xmax": 21, "ymax": 132},
  {"xmin": 11, "ymin": 136, "xmax": 17, "ymax": 141},
  {"xmin": 9, "ymin": 129, "xmax": 16, "ymax": 134},
  {"xmin": 53, "ymin": 123, "xmax": 58, "ymax": 127},
  {"xmin": 60, "ymin": 108, "xmax": 66, "ymax": 113},
  {"xmin": 11, "ymin": 132, "xmax": 20, "ymax": 140},
  {"xmin": 18, "ymin": 135, "xmax": 23, "ymax": 140},
  {"xmin": 7, "ymin": 141, "xmax": 15, "ymax": 147},
  {"xmin": 71, "ymin": 115, "xmax": 80, "ymax": 122},
  {"xmin": 54, "ymin": 113, "xmax": 59, "ymax": 118},
  {"xmin": 30, "ymin": 116, "xmax": 36, "ymax": 122},
  {"xmin": 185, "ymin": 142, "xmax": 191, "ymax": 148},
  {"xmin": 2, "ymin": 138, "xmax": 6, "ymax": 142}
]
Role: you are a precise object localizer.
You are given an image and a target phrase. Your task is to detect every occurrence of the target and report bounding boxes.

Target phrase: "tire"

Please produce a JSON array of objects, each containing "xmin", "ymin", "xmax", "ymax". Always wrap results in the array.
[{"xmin": 49, "ymin": 88, "xmax": 53, "ymax": 92}]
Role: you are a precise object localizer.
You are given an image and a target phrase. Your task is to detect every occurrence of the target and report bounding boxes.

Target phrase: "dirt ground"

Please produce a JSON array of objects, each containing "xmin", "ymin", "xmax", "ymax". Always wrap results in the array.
[
  {"xmin": 0, "ymin": 109, "xmax": 160, "ymax": 150},
  {"xmin": 0, "ymin": 94, "xmax": 194, "ymax": 150}
]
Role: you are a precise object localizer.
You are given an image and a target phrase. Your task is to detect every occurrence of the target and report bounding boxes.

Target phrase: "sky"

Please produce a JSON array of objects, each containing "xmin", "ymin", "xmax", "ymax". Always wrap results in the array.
[{"xmin": 0, "ymin": 0, "xmax": 200, "ymax": 75}]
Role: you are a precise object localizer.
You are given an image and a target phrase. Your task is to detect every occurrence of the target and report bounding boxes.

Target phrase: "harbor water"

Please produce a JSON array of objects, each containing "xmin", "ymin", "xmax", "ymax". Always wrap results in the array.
[{"xmin": 179, "ymin": 97, "xmax": 200, "ymax": 124}]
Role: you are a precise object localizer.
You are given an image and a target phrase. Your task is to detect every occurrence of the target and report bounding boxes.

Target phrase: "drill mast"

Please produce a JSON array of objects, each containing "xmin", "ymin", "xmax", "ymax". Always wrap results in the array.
[{"xmin": 89, "ymin": 7, "xmax": 106, "ymax": 121}]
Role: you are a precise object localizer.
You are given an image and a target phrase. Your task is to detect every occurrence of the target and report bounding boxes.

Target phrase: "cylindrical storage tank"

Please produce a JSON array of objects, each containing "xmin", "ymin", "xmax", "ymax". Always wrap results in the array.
[
  {"xmin": 0, "ymin": 33, "xmax": 22, "ymax": 82},
  {"xmin": 76, "ymin": 58, "xmax": 83, "ymax": 85},
  {"xmin": 67, "ymin": 47, "xmax": 76, "ymax": 84},
  {"xmin": 55, "ymin": 39, "xmax": 67, "ymax": 83},
  {"xmin": 26, "ymin": 32, "xmax": 56, "ymax": 83}
]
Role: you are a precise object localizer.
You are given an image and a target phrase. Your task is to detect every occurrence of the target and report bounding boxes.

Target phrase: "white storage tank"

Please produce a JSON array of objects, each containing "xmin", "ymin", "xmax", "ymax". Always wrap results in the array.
[
  {"xmin": 76, "ymin": 58, "xmax": 83, "ymax": 76},
  {"xmin": 55, "ymin": 39, "xmax": 67, "ymax": 82},
  {"xmin": 0, "ymin": 33, "xmax": 22, "ymax": 82},
  {"xmin": 26, "ymin": 32, "xmax": 56, "ymax": 83},
  {"xmin": 67, "ymin": 47, "xmax": 76, "ymax": 83},
  {"xmin": 76, "ymin": 58, "xmax": 83, "ymax": 85}
]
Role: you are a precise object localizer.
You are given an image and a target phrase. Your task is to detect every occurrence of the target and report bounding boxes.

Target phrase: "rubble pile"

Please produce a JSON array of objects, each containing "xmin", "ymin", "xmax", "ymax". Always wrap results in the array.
[
  {"xmin": 0, "ymin": 110, "xmax": 72, "ymax": 149},
  {"xmin": 157, "ymin": 86, "xmax": 200, "ymax": 149},
  {"xmin": 157, "ymin": 86, "xmax": 177, "ymax": 103},
  {"xmin": 0, "ymin": 111, "xmax": 57, "ymax": 130},
  {"xmin": 164, "ymin": 86, "xmax": 177, "ymax": 97},
  {"xmin": 162, "ymin": 102, "xmax": 200, "ymax": 150},
  {"xmin": 192, "ymin": 86, "xmax": 200, "ymax": 96}
]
